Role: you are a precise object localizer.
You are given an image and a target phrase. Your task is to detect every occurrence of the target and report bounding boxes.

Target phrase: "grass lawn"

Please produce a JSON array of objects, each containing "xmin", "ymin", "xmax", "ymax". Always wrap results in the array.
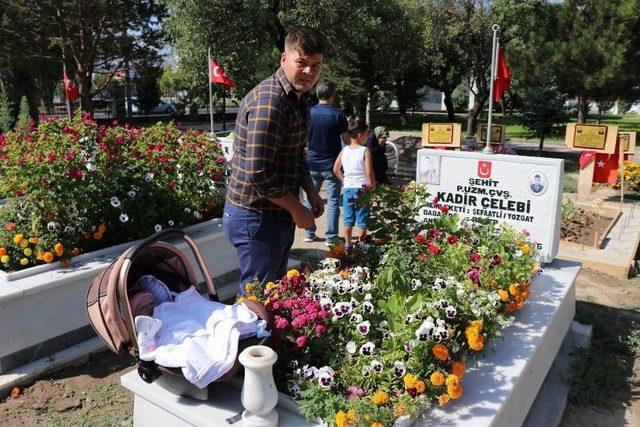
[{"xmin": 374, "ymin": 111, "xmax": 640, "ymax": 143}]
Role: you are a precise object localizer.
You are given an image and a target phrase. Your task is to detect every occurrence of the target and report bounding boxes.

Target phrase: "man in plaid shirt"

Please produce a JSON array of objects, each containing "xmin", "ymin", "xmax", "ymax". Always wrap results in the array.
[{"xmin": 223, "ymin": 27, "xmax": 328, "ymax": 292}]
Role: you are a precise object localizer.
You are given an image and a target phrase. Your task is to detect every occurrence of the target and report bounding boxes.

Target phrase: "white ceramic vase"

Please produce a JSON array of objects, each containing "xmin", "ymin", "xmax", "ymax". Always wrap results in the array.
[{"xmin": 239, "ymin": 345, "xmax": 279, "ymax": 427}]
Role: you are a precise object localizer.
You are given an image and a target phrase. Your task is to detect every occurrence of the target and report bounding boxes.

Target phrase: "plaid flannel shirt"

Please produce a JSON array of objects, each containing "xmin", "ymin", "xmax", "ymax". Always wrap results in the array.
[{"xmin": 226, "ymin": 67, "xmax": 311, "ymax": 220}]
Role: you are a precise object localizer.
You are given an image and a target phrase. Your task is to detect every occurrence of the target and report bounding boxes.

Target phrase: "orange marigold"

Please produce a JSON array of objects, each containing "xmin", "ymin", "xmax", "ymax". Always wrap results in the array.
[
  {"xmin": 393, "ymin": 404, "xmax": 408, "ymax": 418},
  {"xmin": 403, "ymin": 373, "xmax": 417, "ymax": 389},
  {"xmin": 43, "ymin": 252, "xmax": 54, "ymax": 263},
  {"xmin": 13, "ymin": 233, "xmax": 24, "ymax": 244},
  {"xmin": 438, "ymin": 394, "xmax": 451, "ymax": 407},
  {"xmin": 509, "ymin": 283, "xmax": 519, "ymax": 296},
  {"xmin": 346, "ymin": 410, "xmax": 357, "ymax": 423},
  {"xmin": 415, "ymin": 380, "xmax": 426, "ymax": 394},
  {"xmin": 432, "ymin": 344, "xmax": 449, "ymax": 361},
  {"xmin": 498, "ymin": 289, "xmax": 509, "ymax": 302},
  {"xmin": 93, "ymin": 231, "xmax": 103, "ymax": 240},
  {"xmin": 446, "ymin": 374, "xmax": 463, "ymax": 399},
  {"xmin": 371, "ymin": 391, "xmax": 389, "ymax": 405},
  {"xmin": 371, "ymin": 423, "xmax": 384, "ymax": 427},
  {"xmin": 98, "ymin": 224, "xmax": 107, "ymax": 233},
  {"xmin": 28, "ymin": 237, "xmax": 39, "ymax": 244},
  {"xmin": 61, "ymin": 260, "xmax": 70, "ymax": 268},
  {"xmin": 0, "ymin": 247, "xmax": 6, "ymax": 256},
  {"xmin": 451, "ymin": 361, "xmax": 465, "ymax": 379},
  {"xmin": 335, "ymin": 411, "xmax": 348, "ymax": 427},
  {"xmin": 430, "ymin": 371, "xmax": 445, "ymax": 387},
  {"xmin": 72, "ymin": 247, "xmax": 81, "ymax": 256},
  {"xmin": 54, "ymin": 243, "xmax": 64, "ymax": 257},
  {"xmin": 6, "ymin": 222, "xmax": 15, "ymax": 231}
]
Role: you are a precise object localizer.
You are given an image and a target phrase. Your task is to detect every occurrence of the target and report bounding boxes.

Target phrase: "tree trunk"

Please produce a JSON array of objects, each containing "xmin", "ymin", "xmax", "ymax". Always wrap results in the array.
[
  {"xmin": 365, "ymin": 92, "xmax": 371, "ymax": 126},
  {"xmin": 78, "ymin": 72, "xmax": 94, "ymax": 116},
  {"xmin": 466, "ymin": 97, "xmax": 485, "ymax": 137},
  {"xmin": 443, "ymin": 89, "xmax": 455, "ymax": 121},
  {"xmin": 597, "ymin": 106, "xmax": 602, "ymax": 124},
  {"xmin": 538, "ymin": 134, "xmax": 545, "ymax": 156},
  {"xmin": 577, "ymin": 96, "xmax": 588, "ymax": 123}
]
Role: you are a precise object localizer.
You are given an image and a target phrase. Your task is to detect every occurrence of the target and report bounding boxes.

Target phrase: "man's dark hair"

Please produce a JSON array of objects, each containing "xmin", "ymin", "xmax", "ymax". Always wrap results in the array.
[
  {"xmin": 285, "ymin": 26, "xmax": 330, "ymax": 56},
  {"xmin": 347, "ymin": 120, "xmax": 368, "ymax": 138},
  {"xmin": 316, "ymin": 81, "xmax": 336, "ymax": 100}
]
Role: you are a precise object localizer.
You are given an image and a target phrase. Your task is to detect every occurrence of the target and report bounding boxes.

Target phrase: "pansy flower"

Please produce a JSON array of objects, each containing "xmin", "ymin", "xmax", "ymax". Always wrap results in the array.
[
  {"xmin": 393, "ymin": 361, "xmax": 406, "ymax": 377},
  {"xmin": 370, "ymin": 360, "xmax": 384, "ymax": 374},
  {"xmin": 357, "ymin": 320, "xmax": 370, "ymax": 335},
  {"xmin": 360, "ymin": 342, "xmax": 375, "ymax": 356}
]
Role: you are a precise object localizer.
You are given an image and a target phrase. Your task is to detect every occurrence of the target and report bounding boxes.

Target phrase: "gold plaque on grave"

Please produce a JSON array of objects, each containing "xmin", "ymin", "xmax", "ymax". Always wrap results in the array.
[
  {"xmin": 619, "ymin": 131, "xmax": 636, "ymax": 154},
  {"xmin": 421, "ymin": 123, "xmax": 461, "ymax": 147},
  {"xmin": 478, "ymin": 123, "xmax": 506, "ymax": 144},
  {"xmin": 564, "ymin": 123, "xmax": 617, "ymax": 154}
]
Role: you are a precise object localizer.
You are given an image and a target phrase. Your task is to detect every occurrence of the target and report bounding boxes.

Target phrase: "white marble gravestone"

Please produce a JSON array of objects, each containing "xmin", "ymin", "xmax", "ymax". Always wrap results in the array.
[{"xmin": 417, "ymin": 149, "xmax": 564, "ymax": 262}]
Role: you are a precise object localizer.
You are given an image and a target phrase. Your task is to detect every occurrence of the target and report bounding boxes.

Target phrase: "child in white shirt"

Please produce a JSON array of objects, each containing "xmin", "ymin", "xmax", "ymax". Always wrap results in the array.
[{"xmin": 333, "ymin": 120, "xmax": 375, "ymax": 248}]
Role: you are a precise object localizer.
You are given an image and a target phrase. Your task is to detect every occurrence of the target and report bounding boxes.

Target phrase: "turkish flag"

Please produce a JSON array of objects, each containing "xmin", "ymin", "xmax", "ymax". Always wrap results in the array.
[
  {"xmin": 579, "ymin": 150, "xmax": 596, "ymax": 169},
  {"xmin": 593, "ymin": 153, "xmax": 619, "ymax": 184},
  {"xmin": 209, "ymin": 59, "xmax": 234, "ymax": 89},
  {"xmin": 63, "ymin": 71, "xmax": 79, "ymax": 101},
  {"xmin": 493, "ymin": 45, "xmax": 510, "ymax": 103}
]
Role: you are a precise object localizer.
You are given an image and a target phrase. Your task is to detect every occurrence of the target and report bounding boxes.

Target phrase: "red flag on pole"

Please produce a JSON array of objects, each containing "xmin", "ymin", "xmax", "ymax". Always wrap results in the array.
[
  {"xmin": 63, "ymin": 71, "xmax": 79, "ymax": 101},
  {"xmin": 493, "ymin": 45, "xmax": 510, "ymax": 103},
  {"xmin": 209, "ymin": 59, "xmax": 234, "ymax": 89}
]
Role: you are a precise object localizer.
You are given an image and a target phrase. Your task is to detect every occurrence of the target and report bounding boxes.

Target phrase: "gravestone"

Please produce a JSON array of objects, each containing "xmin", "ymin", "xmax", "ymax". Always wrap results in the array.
[
  {"xmin": 478, "ymin": 123, "xmax": 506, "ymax": 144},
  {"xmin": 421, "ymin": 123, "xmax": 462, "ymax": 148},
  {"xmin": 416, "ymin": 149, "xmax": 564, "ymax": 262}
]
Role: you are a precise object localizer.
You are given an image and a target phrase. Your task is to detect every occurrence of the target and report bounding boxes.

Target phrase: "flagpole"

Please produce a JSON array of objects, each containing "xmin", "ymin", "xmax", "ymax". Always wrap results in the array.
[
  {"xmin": 63, "ymin": 64, "xmax": 72, "ymax": 120},
  {"xmin": 483, "ymin": 24, "xmax": 500, "ymax": 154},
  {"xmin": 208, "ymin": 47, "xmax": 215, "ymax": 139}
]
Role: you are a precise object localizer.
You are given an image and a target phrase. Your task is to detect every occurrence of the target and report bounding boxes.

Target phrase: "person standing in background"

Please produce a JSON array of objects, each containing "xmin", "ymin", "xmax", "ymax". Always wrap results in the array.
[
  {"xmin": 304, "ymin": 81, "xmax": 350, "ymax": 245},
  {"xmin": 365, "ymin": 126, "xmax": 391, "ymax": 185}
]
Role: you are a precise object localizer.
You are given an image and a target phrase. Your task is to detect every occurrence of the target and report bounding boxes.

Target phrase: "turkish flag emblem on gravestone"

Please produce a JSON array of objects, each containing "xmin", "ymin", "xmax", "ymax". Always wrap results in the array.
[{"xmin": 477, "ymin": 161, "xmax": 492, "ymax": 178}]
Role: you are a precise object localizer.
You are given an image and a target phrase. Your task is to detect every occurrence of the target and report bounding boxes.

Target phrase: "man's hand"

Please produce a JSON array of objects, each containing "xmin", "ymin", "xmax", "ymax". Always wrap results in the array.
[
  {"xmin": 291, "ymin": 204, "xmax": 316, "ymax": 229},
  {"xmin": 309, "ymin": 190, "xmax": 324, "ymax": 218}
]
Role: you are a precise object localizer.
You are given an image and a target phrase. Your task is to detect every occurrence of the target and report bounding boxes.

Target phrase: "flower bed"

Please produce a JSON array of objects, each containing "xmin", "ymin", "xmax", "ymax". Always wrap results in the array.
[
  {"xmin": 0, "ymin": 114, "xmax": 226, "ymax": 272},
  {"xmin": 239, "ymin": 184, "xmax": 540, "ymax": 426}
]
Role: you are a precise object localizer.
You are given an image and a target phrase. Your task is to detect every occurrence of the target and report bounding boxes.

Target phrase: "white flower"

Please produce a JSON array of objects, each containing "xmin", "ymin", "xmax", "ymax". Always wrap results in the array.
[
  {"xmin": 515, "ymin": 250, "xmax": 523, "ymax": 257},
  {"xmin": 346, "ymin": 341, "xmax": 357, "ymax": 354},
  {"xmin": 287, "ymin": 381, "xmax": 301, "ymax": 396},
  {"xmin": 168, "ymin": 220, "xmax": 175, "ymax": 227},
  {"xmin": 302, "ymin": 365, "xmax": 318, "ymax": 380},
  {"xmin": 349, "ymin": 313, "xmax": 363, "ymax": 324},
  {"xmin": 433, "ymin": 278, "xmax": 447, "ymax": 290},
  {"xmin": 86, "ymin": 162, "xmax": 97, "ymax": 172},
  {"xmin": 445, "ymin": 306, "xmax": 457, "ymax": 318},
  {"xmin": 184, "ymin": 207, "xmax": 191, "ymax": 213},
  {"xmin": 435, "ymin": 299, "xmax": 450, "ymax": 310},
  {"xmin": 415, "ymin": 317, "xmax": 435, "ymax": 342},
  {"xmin": 145, "ymin": 172, "xmax": 154, "ymax": 182},
  {"xmin": 154, "ymin": 224, "xmax": 162, "ymax": 232},
  {"xmin": 64, "ymin": 226, "xmax": 76, "ymax": 235},
  {"xmin": 119, "ymin": 213, "xmax": 129, "ymax": 223},
  {"xmin": 359, "ymin": 342, "xmax": 375, "ymax": 356},
  {"xmin": 405, "ymin": 314, "xmax": 415, "ymax": 324},
  {"xmin": 356, "ymin": 320, "xmax": 370, "ymax": 335},
  {"xmin": 404, "ymin": 340, "xmax": 418, "ymax": 352},
  {"xmin": 318, "ymin": 366, "xmax": 335, "ymax": 386},
  {"xmin": 370, "ymin": 360, "xmax": 384, "ymax": 374},
  {"xmin": 378, "ymin": 320, "xmax": 389, "ymax": 329},
  {"xmin": 127, "ymin": 190, "xmax": 137, "ymax": 198},
  {"xmin": 288, "ymin": 360, "xmax": 299, "ymax": 369},
  {"xmin": 362, "ymin": 301, "xmax": 374, "ymax": 314},
  {"xmin": 411, "ymin": 278, "xmax": 422, "ymax": 290},
  {"xmin": 110, "ymin": 196, "xmax": 121, "ymax": 207},
  {"xmin": 392, "ymin": 361, "xmax": 406, "ymax": 377},
  {"xmin": 362, "ymin": 366, "xmax": 371, "ymax": 376},
  {"xmin": 319, "ymin": 297, "xmax": 333, "ymax": 311},
  {"xmin": 47, "ymin": 221, "xmax": 60, "ymax": 231}
]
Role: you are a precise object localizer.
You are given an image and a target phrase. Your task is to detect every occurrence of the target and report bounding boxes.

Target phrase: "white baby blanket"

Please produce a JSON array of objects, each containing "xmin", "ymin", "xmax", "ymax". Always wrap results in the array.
[{"xmin": 136, "ymin": 286, "xmax": 266, "ymax": 388}]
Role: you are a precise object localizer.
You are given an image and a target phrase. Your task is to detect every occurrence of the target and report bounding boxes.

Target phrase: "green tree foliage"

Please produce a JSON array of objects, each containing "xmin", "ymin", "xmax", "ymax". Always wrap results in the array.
[
  {"xmin": 2, "ymin": 0, "xmax": 166, "ymax": 115},
  {"xmin": 520, "ymin": 75, "xmax": 569, "ymax": 155},
  {"xmin": 15, "ymin": 96, "xmax": 30, "ymax": 130},
  {"xmin": 0, "ymin": 83, "xmax": 12, "ymax": 132},
  {"xmin": 541, "ymin": 0, "xmax": 640, "ymax": 123}
]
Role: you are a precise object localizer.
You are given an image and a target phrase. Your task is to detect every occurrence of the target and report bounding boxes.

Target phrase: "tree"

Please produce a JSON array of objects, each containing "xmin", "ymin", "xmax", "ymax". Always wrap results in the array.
[
  {"xmin": 15, "ymin": 96, "xmax": 30, "ymax": 130},
  {"xmin": 542, "ymin": 0, "xmax": 640, "ymax": 123},
  {"xmin": 421, "ymin": 0, "xmax": 474, "ymax": 121},
  {"xmin": 133, "ymin": 54, "xmax": 164, "ymax": 115},
  {"xmin": 0, "ymin": 83, "xmax": 12, "ymax": 132},
  {"xmin": 2, "ymin": 0, "xmax": 167, "ymax": 115},
  {"xmin": 520, "ymin": 75, "xmax": 569, "ymax": 155}
]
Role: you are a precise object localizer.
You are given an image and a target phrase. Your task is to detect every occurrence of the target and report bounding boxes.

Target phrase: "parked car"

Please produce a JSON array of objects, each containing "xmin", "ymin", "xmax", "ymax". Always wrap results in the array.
[{"xmin": 151, "ymin": 102, "xmax": 177, "ymax": 115}]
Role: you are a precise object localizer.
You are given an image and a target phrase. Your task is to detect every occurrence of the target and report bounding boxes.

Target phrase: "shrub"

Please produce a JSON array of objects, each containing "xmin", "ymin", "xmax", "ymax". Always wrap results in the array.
[{"xmin": 0, "ymin": 113, "xmax": 227, "ymax": 271}]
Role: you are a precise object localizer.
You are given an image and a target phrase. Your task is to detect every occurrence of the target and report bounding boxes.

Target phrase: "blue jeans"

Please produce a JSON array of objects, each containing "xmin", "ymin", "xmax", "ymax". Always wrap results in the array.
[
  {"xmin": 222, "ymin": 203, "xmax": 295, "ymax": 294},
  {"xmin": 304, "ymin": 170, "xmax": 341, "ymax": 242},
  {"xmin": 343, "ymin": 188, "xmax": 369, "ymax": 228}
]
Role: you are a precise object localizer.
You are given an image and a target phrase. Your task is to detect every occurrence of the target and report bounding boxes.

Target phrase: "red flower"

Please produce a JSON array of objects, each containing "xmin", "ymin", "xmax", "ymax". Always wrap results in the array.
[
  {"xmin": 415, "ymin": 234, "xmax": 427, "ymax": 244},
  {"xmin": 447, "ymin": 235, "xmax": 459, "ymax": 245},
  {"xmin": 439, "ymin": 205, "xmax": 450, "ymax": 214},
  {"xmin": 428, "ymin": 244, "xmax": 440, "ymax": 255},
  {"xmin": 470, "ymin": 251, "xmax": 481, "ymax": 263},
  {"xmin": 431, "ymin": 196, "xmax": 439, "ymax": 205}
]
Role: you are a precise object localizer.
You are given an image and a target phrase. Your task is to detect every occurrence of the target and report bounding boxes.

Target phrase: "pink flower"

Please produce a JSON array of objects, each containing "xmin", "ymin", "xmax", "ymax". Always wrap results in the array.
[
  {"xmin": 428, "ymin": 244, "xmax": 440, "ymax": 255},
  {"xmin": 47, "ymin": 152, "xmax": 56, "ymax": 163},
  {"xmin": 314, "ymin": 324, "xmax": 326, "ymax": 336},
  {"xmin": 271, "ymin": 300, "xmax": 283, "ymax": 310},
  {"xmin": 431, "ymin": 196, "xmax": 439, "ymax": 205},
  {"xmin": 275, "ymin": 316, "xmax": 289, "ymax": 330},
  {"xmin": 37, "ymin": 155, "xmax": 44, "ymax": 163},
  {"xmin": 492, "ymin": 253, "xmax": 502, "ymax": 265},
  {"xmin": 468, "ymin": 269, "xmax": 479, "ymax": 285},
  {"xmin": 415, "ymin": 234, "xmax": 427, "ymax": 244},
  {"xmin": 447, "ymin": 235, "xmax": 458, "ymax": 245},
  {"xmin": 470, "ymin": 251, "xmax": 481, "ymax": 263},
  {"xmin": 347, "ymin": 386, "xmax": 365, "ymax": 400},
  {"xmin": 295, "ymin": 335, "xmax": 308, "ymax": 348},
  {"xmin": 429, "ymin": 228, "xmax": 441, "ymax": 239}
]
